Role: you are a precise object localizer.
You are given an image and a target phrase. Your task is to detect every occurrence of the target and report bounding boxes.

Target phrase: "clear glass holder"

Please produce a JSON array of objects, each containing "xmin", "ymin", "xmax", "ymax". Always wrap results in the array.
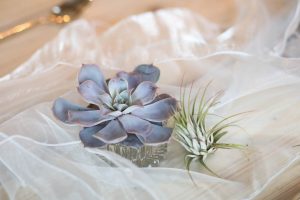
[{"xmin": 106, "ymin": 143, "xmax": 168, "ymax": 167}]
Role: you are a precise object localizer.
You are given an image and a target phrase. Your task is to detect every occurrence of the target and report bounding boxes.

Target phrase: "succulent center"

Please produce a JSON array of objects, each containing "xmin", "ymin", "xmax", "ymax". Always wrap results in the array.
[{"xmin": 111, "ymin": 89, "xmax": 132, "ymax": 111}]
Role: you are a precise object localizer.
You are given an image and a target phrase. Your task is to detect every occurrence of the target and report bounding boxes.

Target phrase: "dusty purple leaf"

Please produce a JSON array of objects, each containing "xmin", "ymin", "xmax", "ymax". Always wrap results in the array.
[
  {"xmin": 114, "ymin": 103, "xmax": 128, "ymax": 111},
  {"xmin": 123, "ymin": 105, "xmax": 142, "ymax": 114},
  {"xmin": 78, "ymin": 64, "xmax": 108, "ymax": 92},
  {"xmin": 99, "ymin": 93, "xmax": 112, "ymax": 108},
  {"xmin": 131, "ymin": 81, "xmax": 157, "ymax": 105},
  {"xmin": 108, "ymin": 110, "xmax": 123, "ymax": 117},
  {"xmin": 79, "ymin": 124, "xmax": 107, "ymax": 147},
  {"xmin": 131, "ymin": 97, "xmax": 177, "ymax": 122},
  {"xmin": 151, "ymin": 94, "xmax": 172, "ymax": 103},
  {"xmin": 118, "ymin": 114, "xmax": 151, "ymax": 135},
  {"xmin": 52, "ymin": 98, "xmax": 90, "ymax": 123},
  {"xmin": 93, "ymin": 120, "xmax": 127, "ymax": 143},
  {"xmin": 78, "ymin": 80, "xmax": 106, "ymax": 105},
  {"xmin": 137, "ymin": 124, "xmax": 172, "ymax": 145},
  {"xmin": 134, "ymin": 64, "xmax": 160, "ymax": 83},
  {"xmin": 108, "ymin": 77, "xmax": 128, "ymax": 96},
  {"xmin": 117, "ymin": 71, "xmax": 140, "ymax": 89},
  {"xmin": 68, "ymin": 110, "xmax": 115, "ymax": 127}
]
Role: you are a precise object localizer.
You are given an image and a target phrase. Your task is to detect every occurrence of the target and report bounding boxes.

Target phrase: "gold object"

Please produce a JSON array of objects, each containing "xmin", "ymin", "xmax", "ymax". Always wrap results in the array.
[{"xmin": 0, "ymin": 0, "xmax": 91, "ymax": 41}]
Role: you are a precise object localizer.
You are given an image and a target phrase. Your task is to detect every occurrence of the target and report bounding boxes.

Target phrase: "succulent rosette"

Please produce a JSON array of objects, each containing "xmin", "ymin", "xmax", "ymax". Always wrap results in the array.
[{"xmin": 52, "ymin": 64, "xmax": 177, "ymax": 147}]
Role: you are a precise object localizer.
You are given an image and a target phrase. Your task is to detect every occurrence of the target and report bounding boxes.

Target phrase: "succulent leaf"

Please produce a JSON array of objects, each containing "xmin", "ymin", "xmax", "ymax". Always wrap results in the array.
[
  {"xmin": 79, "ymin": 124, "xmax": 107, "ymax": 147},
  {"xmin": 53, "ymin": 64, "xmax": 176, "ymax": 148},
  {"xmin": 134, "ymin": 64, "xmax": 160, "ymax": 83},
  {"xmin": 131, "ymin": 81, "xmax": 157, "ymax": 105},
  {"xmin": 118, "ymin": 114, "xmax": 151, "ymax": 135},
  {"xmin": 122, "ymin": 105, "xmax": 142, "ymax": 114},
  {"xmin": 116, "ymin": 71, "xmax": 140, "ymax": 89},
  {"xmin": 68, "ymin": 110, "xmax": 115, "ymax": 127},
  {"xmin": 151, "ymin": 93, "xmax": 172, "ymax": 103},
  {"xmin": 78, "ymin": 64, "xmax": 108, "ymax": 92},
  {"xmin": 137, "ymin": 124, "xmax": 172, "ymax": 144},
  {"xmin": 93, "ymin": 120, "xmax": 127, "ymax": 144},
  {"xmin": 77, "ymin": 80, "xmax": 106, "ymax": 105},
  {"xmin": 52, "ymin": 98, "xmax": 90, "ymax": 123},
  {"xmin": 99, "ymin": 93, "xmax": 113, "ymax": 109},
  {"xmin": 132, "ymin": 97, "xmax": 177, "ymax": 122},
  {"xmin": 108, "ymin": 77, "xmax": 128, "ymax": 97}
]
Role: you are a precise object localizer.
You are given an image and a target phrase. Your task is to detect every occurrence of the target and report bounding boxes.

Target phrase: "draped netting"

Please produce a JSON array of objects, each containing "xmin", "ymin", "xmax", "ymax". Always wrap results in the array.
[{"xmin": 1, "ymin": 0, "xmax": 300, "ymax": 199}]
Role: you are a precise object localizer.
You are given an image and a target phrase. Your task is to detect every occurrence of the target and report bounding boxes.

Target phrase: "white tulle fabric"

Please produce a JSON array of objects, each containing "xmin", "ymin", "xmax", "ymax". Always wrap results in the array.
[{"xmin": 1, "ymin": 1, "xmax": 300, "ymax": 199}]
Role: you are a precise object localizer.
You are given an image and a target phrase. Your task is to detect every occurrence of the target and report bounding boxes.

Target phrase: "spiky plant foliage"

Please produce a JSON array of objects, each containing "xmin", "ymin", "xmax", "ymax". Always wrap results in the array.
[{"xmin": 173, "ymin": 83, "xmax": 246, "ymax": 176}]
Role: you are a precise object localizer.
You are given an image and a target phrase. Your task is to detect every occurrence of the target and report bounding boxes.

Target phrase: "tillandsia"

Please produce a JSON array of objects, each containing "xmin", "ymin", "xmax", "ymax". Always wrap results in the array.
[
  {"xmin": 173, "ymin": 84, "xmax": 247, "ymax": 176},
  {"xmin": 52, "ymin": 64, "xmax": 177, "ymax": 148}
]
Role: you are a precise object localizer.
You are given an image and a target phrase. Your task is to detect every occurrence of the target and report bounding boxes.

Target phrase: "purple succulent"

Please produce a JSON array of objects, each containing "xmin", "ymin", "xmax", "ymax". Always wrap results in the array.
[{"xmin": 52, "ymin": 64, "xmax": 177, "ymax": 147}]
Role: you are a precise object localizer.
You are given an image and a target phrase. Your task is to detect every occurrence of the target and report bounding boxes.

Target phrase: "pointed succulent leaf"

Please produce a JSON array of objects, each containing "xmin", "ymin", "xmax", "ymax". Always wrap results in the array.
[
  {"xmin": 78, "ymin": 80, "xmax": 106, "ymax": 105},
  {"xmin": 114, "ymin": 103, "xmax": 128, "ymax": 111},
  {"xmin": 79, "ymin": 124, "xmax": 107, "ymax": 147},
  {"xmin": 108, "ymin": 77, "xmax": 128, "ymax": 96},
  {"xmin": 52, "ymin": 98, "xmax": 90, "ymax": 123},
  {"xmin": 118, "ymin": 115, "xmax": 151, "ymax": 135},
  {"xmin": 78, "ymin": 64, "xmax": 108, "ymax": 92},
  {"xmin": 118, "ymin": 90, "xmax": 130, "ymax": 100},
  {"xmin": 93, "ymin": 120, "xmax": 127, "ymax": 143},
  {"xmin": 131, "ymin": 81, "xmax": 157, "ymax": 105},
  {"xmin": 132, "ymin": 97, "xmax": 177, "ymax": 122},
  {"xmin": 68, "ymin": 110, "xmax": 115, "ymax": 127},
  {"xmin": 151, "ymin": 93, "xmax": 172, "ymax": 103},
  {"xmin": 114, "ymin": 93, "xmax": 128, "ymax": 105},
  {"xmin": 108, "ymin": 110, "xmax": 123, "ymax": 117},
  {"xmin": 137, "ymin": 124, "xmax": 172, "ymax": 144},
  {"xmin": 122, "ymin": 105, "xmax": 143, "ymax": 114},
  {"xmin": 99, "ymin": 93, "xmax": 113, "ymax": 108},
  {"xmin": 117, "ymin": 71, "xmax": 140, "ymax": 89},
  {"xmin": 134, "ymin": 64, "xmax": 160, "ymax": 83}
]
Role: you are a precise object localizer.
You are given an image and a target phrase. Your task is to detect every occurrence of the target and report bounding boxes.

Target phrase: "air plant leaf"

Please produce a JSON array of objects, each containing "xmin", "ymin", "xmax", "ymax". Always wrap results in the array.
[
  {"xmin": 173, "ymin": 83, "xmax": 247, "ymax": 177},
  {"xmin": 184, "ymin": 155, "xmax": 196, "ymax": 183}
]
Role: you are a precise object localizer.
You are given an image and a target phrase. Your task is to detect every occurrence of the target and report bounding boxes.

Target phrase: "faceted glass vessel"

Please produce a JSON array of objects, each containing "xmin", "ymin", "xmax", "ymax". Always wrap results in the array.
[{"xmin": 106, "ymin": 143, "xmax": 168, "ymax": 167}]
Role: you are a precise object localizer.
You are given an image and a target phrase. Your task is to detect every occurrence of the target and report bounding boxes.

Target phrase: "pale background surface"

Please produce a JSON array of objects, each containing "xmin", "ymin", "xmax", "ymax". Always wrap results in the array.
[
  {"xmin": 0, "ymin": 1, "xmax": 298, "ymax": 200},
  {"xmin": 0, "ymin": 0, "xmax": 284, "ymax": 76}
]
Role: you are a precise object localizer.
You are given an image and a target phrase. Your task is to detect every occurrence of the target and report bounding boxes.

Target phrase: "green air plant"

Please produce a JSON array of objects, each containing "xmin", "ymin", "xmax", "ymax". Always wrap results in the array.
[{"xmin": 173, "ymin": 83, "xmax": 247, "ymax": 177}]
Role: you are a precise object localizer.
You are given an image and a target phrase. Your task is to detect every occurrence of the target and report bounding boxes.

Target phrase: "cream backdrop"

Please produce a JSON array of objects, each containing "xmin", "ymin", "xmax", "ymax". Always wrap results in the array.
[{"xmin": 0, "ymin": 0, "xmax": 300, "ymax": 199}]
